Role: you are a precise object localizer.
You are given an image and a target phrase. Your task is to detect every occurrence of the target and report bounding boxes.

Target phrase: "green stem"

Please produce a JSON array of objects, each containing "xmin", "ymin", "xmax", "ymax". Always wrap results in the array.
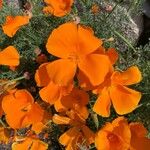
[
  {"xmin": 113, "ymin": 30, "xmax": 137, "ymax": 52},
  {"xmin": 0, "ymin": 119, "xmax": 7, "ymax": 128},
  {"xmin": 0, "ymin": 76, "xmax": 25, "ymax": 86},
  {"xmin": 89, "ymin": 103, "xmax": 99, "ymax": 129}
]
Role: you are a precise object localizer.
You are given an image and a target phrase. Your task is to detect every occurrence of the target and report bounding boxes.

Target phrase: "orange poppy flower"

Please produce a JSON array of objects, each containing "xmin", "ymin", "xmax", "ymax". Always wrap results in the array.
[
  {"xmin": 46, "ymin": 22, "xmax": 110, "ymax": 86},
  {"xmin": 35, "ymin": 62, "xmax": 73, "ymax": 106},
  {"xmin": 93, "ymin": 66, "xmax": 142, "ymax": 117},
  {"xmin": 43, "ymin": 0, "xmax": 74, "ymax": 17},
  {"xmin": 0, "ymin": 46, "xmax": 20, "ymax": 67},
  {"xmin": 95, "ymin": 117, "xmax": 131, "ymax": 150},
  {"xmin": 129, "ymin": 123, "xmax": 150, "ymax": 150},
  {"xmin": 2, "ymin": 16, "xmax": 30, "ymax": 37},
  {"xmin": 12, "ymin": 136, "xmax": 48, "ymax": 150},
  {"xmin": 53, "ymin": 109, "xmax": 95, "ymax": 149},
  {"xmin": 2, "ymin": 89, "xmax": 44, "ymax": 129}
]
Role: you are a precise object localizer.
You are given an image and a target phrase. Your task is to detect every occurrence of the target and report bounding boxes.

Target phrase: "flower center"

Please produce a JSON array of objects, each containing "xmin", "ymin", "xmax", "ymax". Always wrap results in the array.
[{"xmin": 68, "ymin": 52, "xmax": 79, "ymax": 64}]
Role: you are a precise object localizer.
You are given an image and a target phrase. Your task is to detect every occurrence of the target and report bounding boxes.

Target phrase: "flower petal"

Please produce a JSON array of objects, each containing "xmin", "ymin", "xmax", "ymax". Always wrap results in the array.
[
  {"xmin": 111, "ymin": 66, "xmax": 142, "ymax": 85},
  {"xmin": 2, "ymin": 16, "xmax": 29, "ymax": 37},
  {"xmin": 112, "ymin": 117, "xmax": 131, "ymax": 147},
  {"xmin": 46, "ymin": 22, "xmax": 101, "ymax": 58},
  {"xmin": 43, "ymin": 0, "xmax": 73, "ymax": 17},
  {"xmin": 130, "ymin": 123, "xmax": 150, "ymax": 150},
  {"xmin": 39, "ymin": 81, "xmax": 61, "ymax": 105},
  {"xmin": 110, "ymin": 85, "xmax": 141, "ymax": 115},
  {"xmin": 46, "ymin": 22, "xmax": 78, "ymax": 58},
  {"xmin": 77, "ymin": 25, "xmax": 102, "ymax": 56},
  {"xmin": 59, "ymin": 127, "xmax": 79, "ymax": 146},
  {"xmin": 46, "ymin": 59, "xmax": 76, "ymax": 86},
  {"xmin": 78, "ymin": 54, "xmax": 110, "ymax": 86},
  {"xmin": 52, "ymin": 114, "xmax": 71, "ymax": 125},
  {"xmin": 81, "ymin": 125, "xmax": 95, "ymax": 144},
  {"xmin": 0, "ymin": 46, "xmax": 19, "ymax": 66},
  {"xmin": 93, "ymin": 87, "xmax": 111, "ymax": 117},
  {"xmin": 106, "ymin": 48, "xmax": 118, "ymax": 65},
  {"xmin": 35, "ymin": 63, "xmax": 51, "ymax": 87}
]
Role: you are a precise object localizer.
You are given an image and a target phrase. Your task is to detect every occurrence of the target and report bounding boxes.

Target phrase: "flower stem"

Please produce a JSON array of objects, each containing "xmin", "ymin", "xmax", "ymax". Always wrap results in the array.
[
  {"xmin": 0, "ymin": 119, "xmax": 7, "ymax": 128},
  {"xmin": 113, "ymin": 30, "xmax": 137, "ymax": 52},
  {"xmin": 0, "ymin": 76, "xmax": 25, "ymax": 86}
]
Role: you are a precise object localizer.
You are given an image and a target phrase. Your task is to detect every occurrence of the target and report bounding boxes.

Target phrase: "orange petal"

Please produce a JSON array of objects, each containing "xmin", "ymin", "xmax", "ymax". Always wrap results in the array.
[
  {"xmin": 31, "ymin": 122, "xmax": 46, "ymax": 134},
  {"xmin": 46, "ymin": 22, "xmax": 78, "ymax": 58},
  {"xmin": 43, "ymin": 0, "xmax": 73, "ymax": 17},
  {"xmin": 77, "ymin": 25, "xmax": 102, "ymax": 56},
  {"xmin": 52, "ymin": 114, "xmax": 71, "ymax": 125},
  {"xmin": 2, "ymin": 16, "xmax": 30, "ymax": 37},
  {"xmin": 110, "ymin": 85, "xmax": 141, "ymax": 115},
  {"xmin": 78, "ymin": 54, "xmax": 110, "ymax": 86},
  {"xmin": 112, "ymin": 117, "xmax": 131, "ymax": 147},
  {"xmin": 35, "ymin": 63, "xmax": 51, "ymax": 87},
  {"xmin": 46, "ymin": 22, "xmax": 101, "ymax": 58},
  {"xmin": 130, "ymin": 123, "xmax": 150, "ymax": 150},
  {"xmin": 93, "ymin": 87, "xmax": 111, "ymax": 117},
  {"xmin": 94, "ymin": 46, "xmax": 105, "ymax": 54},
  {"xmin": 129, "ymin": 123, "xmax": 148, "ymax": 138},
  {"xmin": 59, "ymin": 127, "xmax": 79, "ymax": 146},
  {"xmin": 111, "ymin": 66, "xmax": 142, "ymax": 85},
  {"xmin": 39, "ymin": 81, "xmax": 61, "ymax": 105},
  {"xmin": 46, "ymin": 59, "xmax": 76, "ymax": 86},
  {"xmin": 25, "ymin": 103, "xmax": 44, "ymax": 124},
  {"xmin": 0, "ymin": 46, "xmax": 19, "ymax": 66},
  {"xmin": 81, "ymin": 125, "xmax": 95, "ymax": 144},
  {"xmin": 2, "ymin": 90, "xmax": 34, "ymax": 128},
  {"xmin": 77, "ymin": 70, "xmax": 95, "ymax": 91},
  {"xmin": 54, "ymin": 88, "xmax": 89, "ymax": 112},
  {"xmin": 95, "ymin": 124, "xmax": 112, "ymax": 150},
  {"xmin": 106, "ymin": 48, "xmax": 118, "ymax": 65}
]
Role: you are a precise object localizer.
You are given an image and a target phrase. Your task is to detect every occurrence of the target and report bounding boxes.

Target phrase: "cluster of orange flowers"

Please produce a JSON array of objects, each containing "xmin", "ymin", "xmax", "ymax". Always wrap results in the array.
[{"xmin": 0, "ymin": 0, "xmax": 150, "ymax": 150}]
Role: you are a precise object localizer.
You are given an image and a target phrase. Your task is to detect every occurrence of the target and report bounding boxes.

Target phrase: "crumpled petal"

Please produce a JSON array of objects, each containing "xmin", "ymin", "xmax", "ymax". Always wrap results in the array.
[
  {"xmin": 0, "ymin": 46, "xmax": 19, "ymax": 67},
  {"xmin": 110, "ymin": 85, "xmax": 141, "ymax": 115}
]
